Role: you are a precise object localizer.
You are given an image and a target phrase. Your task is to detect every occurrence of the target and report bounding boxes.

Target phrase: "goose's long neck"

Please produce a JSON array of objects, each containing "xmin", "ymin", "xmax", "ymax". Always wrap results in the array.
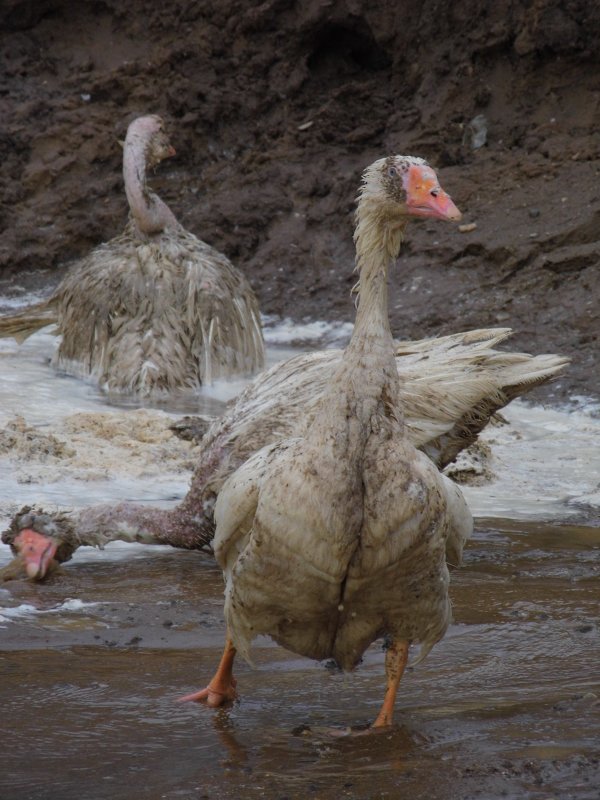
[
  {"xmin": 308, "ymin": 199, "xmax": 406, "ymax": 449},
  {"xmin": 345, "ymin": 198, "xmax": 407, "ymax": 366},
  {"xmin": 74, "ymin": 500, "xmax": 212, "ymax": 551},
  {"xmin": 123, "ymin": 136, "xmax": 178, "ymax": 236}
]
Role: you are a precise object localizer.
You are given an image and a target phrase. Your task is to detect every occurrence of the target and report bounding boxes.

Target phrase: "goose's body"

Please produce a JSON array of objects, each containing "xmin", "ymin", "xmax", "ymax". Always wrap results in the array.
[
  {"xmin": 179, "ymin": 156, "xmax": 478, "ymax": 726},
  {"xmin": 52, "ymin": 220, "xmax": 264, "ymax": 393},
  {"xmin": 194, "ymin": 326, "xmax": 567, "ymax": 500},
  {"xmin": 0, "ymin": 115, "xmax": 264, "ymax": 394},
  {"xmin": 214, "ymin": 358, "xmax": 472, "ymax": 671}
]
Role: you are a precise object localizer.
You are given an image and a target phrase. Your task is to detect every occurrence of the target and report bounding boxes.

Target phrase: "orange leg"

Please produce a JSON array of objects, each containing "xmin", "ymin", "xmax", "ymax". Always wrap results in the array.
[
  {"xmin": 371, "ymin": 639, "xmax": 409, "ymax": 728},
  {"xmin": 178, "ymin": 636, "xmax": 238, "ymax": 707}
]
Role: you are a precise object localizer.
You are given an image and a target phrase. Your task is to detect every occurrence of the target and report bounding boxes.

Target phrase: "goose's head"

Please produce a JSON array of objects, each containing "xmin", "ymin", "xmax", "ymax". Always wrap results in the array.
[
  {"xmin": 125, "ymin": 115, "xmax": 176, "ymax": 169},
  {"xmin": 359, "ymin": 155, "xmax": 461, "ymax": 223},
  {"xmin": 1, "ymin": 508, "xmax": 76, "ymax": 581}
]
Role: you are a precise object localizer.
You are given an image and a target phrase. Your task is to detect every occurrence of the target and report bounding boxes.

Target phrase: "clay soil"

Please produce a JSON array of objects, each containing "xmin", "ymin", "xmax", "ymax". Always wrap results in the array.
[{"xmin": 1, "ymin": 0, "xmax": 599, "ymax": 401}]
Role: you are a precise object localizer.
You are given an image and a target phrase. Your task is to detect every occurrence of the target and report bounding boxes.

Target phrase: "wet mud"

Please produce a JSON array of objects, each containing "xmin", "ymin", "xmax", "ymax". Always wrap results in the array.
[
  {"xmin": 1, "ymin": 0, "xmax": 599, "ymax": 401},
  {"xmin": 1, "ymin": 521, "xmax": 599, "ymax": 800}
]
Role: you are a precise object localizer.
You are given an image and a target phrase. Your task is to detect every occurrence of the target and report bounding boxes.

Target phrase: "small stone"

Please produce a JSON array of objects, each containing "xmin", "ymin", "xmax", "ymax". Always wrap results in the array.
[
  {"xmin": 467, "ymin": 114, "xmax": 488, "ymax": 149},
  {"xmin": 297, "ymin": 120, "xmax": 314, "ymax": 131},
  {"xmin": 529, "ymin": 208, "xmax": 540, "ymax": 218},
  {"xmin": 458, "ymin": 222, "xmax": 477, "ymax": 233}
]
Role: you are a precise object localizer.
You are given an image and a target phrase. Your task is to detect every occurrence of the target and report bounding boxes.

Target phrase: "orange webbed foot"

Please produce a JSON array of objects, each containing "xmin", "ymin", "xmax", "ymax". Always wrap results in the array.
[
  {"xmin": 178, "ymin": 635, "xmax": 238, "ymax": 708},
  {"xmin": 178, "ymin": 677, "xmax": 237, "ymax": 707}
]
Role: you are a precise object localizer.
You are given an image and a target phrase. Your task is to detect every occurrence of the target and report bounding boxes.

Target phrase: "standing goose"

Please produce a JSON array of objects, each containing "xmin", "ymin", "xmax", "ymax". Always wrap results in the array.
[
  {"xmin": 178, "ymin": 155, "xmax": 475, "ymax": 727},
  {"xmin": 0, "ymin": 115, "xmax": 264, "ymax": 394}
]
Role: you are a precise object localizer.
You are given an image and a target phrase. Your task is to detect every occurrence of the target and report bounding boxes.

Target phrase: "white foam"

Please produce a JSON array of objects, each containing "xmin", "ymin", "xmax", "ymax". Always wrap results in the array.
[
  {"xmin": 262, "ymin": 315, "xmax": 353, "ymax": 346},
  {"xmin": 461, "ymin": 399, "xmax": 600, "ymax": 520},
  {"xmin": 0, "ymin": 598, "xmax": 100, "ymax": 625},
  {"xmin": 0, "ymin": 289, "xmax": 53, "ymax": 314},
  {"xmin": 70, "ymin": 540, "xmax": 177, "ymax": 564}
]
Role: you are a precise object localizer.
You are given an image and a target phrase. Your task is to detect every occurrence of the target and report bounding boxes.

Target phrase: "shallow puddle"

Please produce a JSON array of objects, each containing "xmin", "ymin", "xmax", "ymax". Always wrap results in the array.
[{"xmin": 1, "ymin": 521, "xmax": 599, "ymax": 800}]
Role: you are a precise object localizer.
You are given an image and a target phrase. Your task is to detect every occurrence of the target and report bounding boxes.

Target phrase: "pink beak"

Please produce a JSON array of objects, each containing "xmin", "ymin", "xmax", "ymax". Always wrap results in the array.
[
  {"xmin": 404, "ymin": 164, "xmax": 462, "ymax": 222},
  {"xmin": 408, "ymin": 189, "xmax": 462, "ymax": 222},
  {"xmin": 13, "ymin": 528, "xmax": 58, "ymax": 580}
]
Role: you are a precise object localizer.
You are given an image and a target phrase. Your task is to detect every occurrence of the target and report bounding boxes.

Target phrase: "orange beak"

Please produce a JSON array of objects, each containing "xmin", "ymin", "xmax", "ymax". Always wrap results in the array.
[
  {"xmin": 13, "ymin": 528, "xmax": 58, "ymax": 580},
  {"xmin": 404, "ymin": 164, "xmax": 462, "ymax": 222}
]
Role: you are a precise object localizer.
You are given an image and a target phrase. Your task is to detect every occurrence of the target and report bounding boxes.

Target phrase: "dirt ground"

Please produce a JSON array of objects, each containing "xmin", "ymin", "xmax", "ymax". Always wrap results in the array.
[{"xmin": 0, "ymin": 0, "xmax": 598, "ymax": 402}]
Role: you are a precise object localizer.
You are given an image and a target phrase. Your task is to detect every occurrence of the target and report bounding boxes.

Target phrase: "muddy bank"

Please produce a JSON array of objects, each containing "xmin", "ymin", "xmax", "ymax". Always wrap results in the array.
[{"xmin": 1, "ymin": 0, "xmax": 599, "ymax": 401}]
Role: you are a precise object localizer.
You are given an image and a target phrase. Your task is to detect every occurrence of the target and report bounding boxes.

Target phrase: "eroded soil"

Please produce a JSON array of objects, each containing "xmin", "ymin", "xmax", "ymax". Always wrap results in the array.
[{"xmin": 1, "ymin": 0, "xmax": 599, "ymax": 401}]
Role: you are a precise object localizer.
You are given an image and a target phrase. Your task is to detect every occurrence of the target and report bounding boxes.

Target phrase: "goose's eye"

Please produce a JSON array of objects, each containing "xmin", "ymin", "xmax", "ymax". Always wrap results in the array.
[
  {"xmin": 388, "ymin": 166, "xmax": 398, "ymax": 178},
  {"xmin": 430, "ymin": 188, "xmax": 439, "ymax": 197}
]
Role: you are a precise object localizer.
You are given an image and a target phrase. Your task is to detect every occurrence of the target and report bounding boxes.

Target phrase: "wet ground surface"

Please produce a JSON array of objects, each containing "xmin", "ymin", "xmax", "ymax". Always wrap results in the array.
[{"xmin": 2, "ymin": 519, "xmax": 599, "ymax": 800}]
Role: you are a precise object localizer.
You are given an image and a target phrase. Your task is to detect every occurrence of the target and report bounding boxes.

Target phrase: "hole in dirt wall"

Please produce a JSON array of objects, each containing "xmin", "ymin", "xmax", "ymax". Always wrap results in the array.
[{"xmin": 307, "ymin": 21, "xmax": 392, "ymax": 82}]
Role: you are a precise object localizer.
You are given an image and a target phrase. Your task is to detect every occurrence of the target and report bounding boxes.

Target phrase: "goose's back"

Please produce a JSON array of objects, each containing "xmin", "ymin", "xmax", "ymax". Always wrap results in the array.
[{"xmin": 54, "ymin": 223, "xmax": 264, "ymax": 393}]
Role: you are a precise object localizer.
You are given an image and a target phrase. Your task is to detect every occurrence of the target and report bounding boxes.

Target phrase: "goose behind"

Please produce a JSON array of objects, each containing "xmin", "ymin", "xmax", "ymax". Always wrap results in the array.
[{"xmin": 0, "ymin": 115, "xmax": 264, "ymax": 394}]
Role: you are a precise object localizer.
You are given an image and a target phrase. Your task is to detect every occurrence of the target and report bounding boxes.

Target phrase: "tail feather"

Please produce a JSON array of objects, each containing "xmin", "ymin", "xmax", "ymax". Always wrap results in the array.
[
  {"xmin": 417, "ymin": 351, "xmax": 570, "ymax": 468},
  {"xmin": 0, "ymin": 300, "xmax": 57, "ymax": 343}
]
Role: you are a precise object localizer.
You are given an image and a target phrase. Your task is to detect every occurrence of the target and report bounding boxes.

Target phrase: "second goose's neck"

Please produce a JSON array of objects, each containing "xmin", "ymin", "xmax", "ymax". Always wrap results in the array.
[{"xmin": 123, "ymin": 135, "xmax": 178, "ymax": 236}]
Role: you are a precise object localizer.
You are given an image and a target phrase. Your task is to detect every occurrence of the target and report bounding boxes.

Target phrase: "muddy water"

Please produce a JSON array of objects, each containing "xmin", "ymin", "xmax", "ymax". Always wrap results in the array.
[
  {"xmin": 0, "ymin": 325, "xmax": 599, "ymax": 799},
  {"xmin": 1, "ymin": 521, "xmax": 599, "ymax": 800}
]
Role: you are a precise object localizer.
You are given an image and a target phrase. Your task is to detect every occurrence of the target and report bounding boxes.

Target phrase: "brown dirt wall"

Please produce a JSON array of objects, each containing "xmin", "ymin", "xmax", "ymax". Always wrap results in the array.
[{"xmin": 1, "ymin": 0, "xmax": 599, "ymax": 400}]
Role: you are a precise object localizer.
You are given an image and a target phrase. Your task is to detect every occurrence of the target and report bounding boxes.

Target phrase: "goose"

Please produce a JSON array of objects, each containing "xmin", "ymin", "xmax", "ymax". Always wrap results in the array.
[
  {"xmin": 174, "ymin": 156, "xmax": 526, "ymax": 727},
  {"xmin": 1, "ymin": 326, "xmax": 566, "ymax": 581},
  {"xmin": 0, "ymin": 115, "xmax": 264, "ymax": 393}
]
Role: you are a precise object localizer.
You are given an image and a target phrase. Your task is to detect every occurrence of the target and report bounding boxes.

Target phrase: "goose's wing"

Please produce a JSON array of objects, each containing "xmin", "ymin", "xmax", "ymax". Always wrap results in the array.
[
  {"xmin": 394, "ymin": 329, "xmax": 569, "ymax": 467},
  {"xmin": 213, "ymin": 444, "xmax": 275, "ymax": 573},
  {"xmin": 202, "ymin": 327, "xmax": 567, "ymax": 473},
  {"xmin": 438, "ymin": 474, "xmax": 473, "ymax": 568},
  {"xmin": 0, "ymin": 298, "xmax": 58, "ymax": 342}
]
